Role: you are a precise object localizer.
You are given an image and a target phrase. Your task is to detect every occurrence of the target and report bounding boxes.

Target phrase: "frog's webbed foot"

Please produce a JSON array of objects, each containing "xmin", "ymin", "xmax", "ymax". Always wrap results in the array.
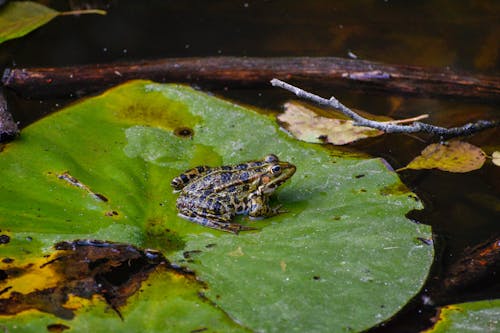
[
  {"xmin": 178, "ymin": 212, "xmax": 256, "ymax": 234},
  {"xmin": 248, "ymin": 196, "xmax": 288, "ymax": 218},
  {"xmin": 224, "ymin": 223, "xmax": 258, "ymax": 234},
  {"xmin": 271, "ymin": 204, "xmax": 288, "ymax": 215}
]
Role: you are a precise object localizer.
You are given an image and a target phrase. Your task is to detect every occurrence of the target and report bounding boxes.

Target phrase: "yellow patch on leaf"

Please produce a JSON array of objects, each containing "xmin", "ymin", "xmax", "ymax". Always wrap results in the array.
[
  {"xmin": 228, "ymin": 246, "xmax": 244, "ymax": 257},
  {"xmin": 0, "ymin": 257, "xmax": 60, "ymax": 296},
  {"xmin": 400, "ymin": 141, "xmax": 486, "ymax": 173}
]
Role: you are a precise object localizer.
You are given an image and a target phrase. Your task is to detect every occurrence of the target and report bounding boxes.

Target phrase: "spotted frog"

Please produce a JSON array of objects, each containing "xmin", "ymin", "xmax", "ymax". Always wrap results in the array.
[{"xmin": 171, "ymin": 154, "xmax": 296, "ymax": 233}]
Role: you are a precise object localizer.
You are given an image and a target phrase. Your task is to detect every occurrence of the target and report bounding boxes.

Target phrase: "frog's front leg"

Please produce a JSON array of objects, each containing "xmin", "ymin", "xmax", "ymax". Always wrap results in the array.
[{"xmin": 247, "ymin": 192, "xmax": 283, "ymax": 218}]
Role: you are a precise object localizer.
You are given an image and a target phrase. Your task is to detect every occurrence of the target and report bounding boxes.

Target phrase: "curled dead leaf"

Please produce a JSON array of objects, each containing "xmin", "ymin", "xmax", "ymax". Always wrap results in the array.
[
  {"xmin": 277, "ymin": 102, "xmax": 384, "ymax": 145},
  {"xmin": 399, "ymin": 141, "xmax": 486, "ymax": 173}
]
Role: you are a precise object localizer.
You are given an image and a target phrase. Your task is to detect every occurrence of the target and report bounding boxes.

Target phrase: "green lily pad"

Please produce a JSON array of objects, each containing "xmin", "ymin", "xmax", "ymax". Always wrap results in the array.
[
  {"xmin": 424, "ymin": 299, "xmax": 500, "ymax": 333},
  {"xmin": 0, "ymin": 80, "xmax": 433, "ymax": 332}
]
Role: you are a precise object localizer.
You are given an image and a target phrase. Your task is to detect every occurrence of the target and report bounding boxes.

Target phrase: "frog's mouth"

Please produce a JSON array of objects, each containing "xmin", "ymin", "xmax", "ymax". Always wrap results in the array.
[{"xmin": 261, "ymin": 162, "xmax": 296, "ymax": 194}]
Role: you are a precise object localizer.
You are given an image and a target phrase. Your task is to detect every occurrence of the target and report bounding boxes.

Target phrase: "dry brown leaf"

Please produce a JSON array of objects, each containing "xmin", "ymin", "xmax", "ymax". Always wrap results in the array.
[
  {"xmin": 400, "ymin": 141, "xmax": 486, "ymax": 173},
  {"xmin": 277, "ymin": 102, "xmax": 385, "ymax": 145}
]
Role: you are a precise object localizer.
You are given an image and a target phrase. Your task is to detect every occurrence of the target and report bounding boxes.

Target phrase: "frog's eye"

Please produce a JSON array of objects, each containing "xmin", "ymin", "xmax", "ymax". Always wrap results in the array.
[
  {"xmin": 271, "ymin": 165, "xmax": 281, "ymax": 174},
  {"xmin": 264, "ymin": 154, "xmax": 279, "ymax": 163}
]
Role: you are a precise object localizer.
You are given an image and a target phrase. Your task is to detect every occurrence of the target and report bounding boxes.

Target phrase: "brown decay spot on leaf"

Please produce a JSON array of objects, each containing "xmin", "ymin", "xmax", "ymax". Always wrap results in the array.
[
  {"xmin": 47, "ymin": 323, "xmax": 71, "ymax": 332},
  {"xmin": 0, "ymin": 240, "xmax": 193, "ymax": 320},
  {"xmin": 277, "ymin": 101, "xmax": 386, "ymax": 145},
  {"xmin": 174, "ymin": 126, "xmax": 194, "ymax": 138},
  {"xmin": 399, "ymin": 141, "xmax": 486, "ymax": 173},
  {"xmin": 0, "ymin": 234, "xmax": 10, "ymax": 244},
  {"xmin": 105, "ymin": 210, "xmax": 119, "ymax": 217}
]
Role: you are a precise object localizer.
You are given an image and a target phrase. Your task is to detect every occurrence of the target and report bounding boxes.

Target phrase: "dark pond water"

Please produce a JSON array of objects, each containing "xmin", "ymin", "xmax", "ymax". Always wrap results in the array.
[{"xmin": 1, "ymin": 1, "xmax": 499, "ymax": 331}]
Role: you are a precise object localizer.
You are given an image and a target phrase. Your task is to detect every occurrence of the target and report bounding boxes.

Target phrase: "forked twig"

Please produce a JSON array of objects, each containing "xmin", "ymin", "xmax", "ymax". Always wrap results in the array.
[{"xmin": 271, "ymin": 78, "xmax": 498, "ymax": 138}]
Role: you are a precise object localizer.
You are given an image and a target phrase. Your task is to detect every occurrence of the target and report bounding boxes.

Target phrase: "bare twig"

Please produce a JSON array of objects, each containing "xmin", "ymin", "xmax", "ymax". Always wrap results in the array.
[
  {"xmin": 270, "ymin": 79, "xmax": 499, "ymax": 138},
  {"xmin": 384, "ymin": 114, "xmax": 429, "ymax": 124}
]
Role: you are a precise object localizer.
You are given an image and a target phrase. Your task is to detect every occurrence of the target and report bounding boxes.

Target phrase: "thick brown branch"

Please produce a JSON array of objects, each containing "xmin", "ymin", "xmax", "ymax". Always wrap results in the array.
[{"xmin": 2, "ymin": 57, "xmax": 499, "ymax": 101}]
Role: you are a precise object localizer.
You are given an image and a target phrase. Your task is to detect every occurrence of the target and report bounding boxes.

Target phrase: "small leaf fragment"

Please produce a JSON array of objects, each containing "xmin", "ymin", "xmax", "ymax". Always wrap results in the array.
[
  {"xmin": 0, "ymin": 1, "xmax": 58, "ymax": 43},
  {"xmin": 401, "ymin": 141, "xmax": 486, "ymax": 173},
  {"xmin": 0, "ymin": 1, "xmax": 106, "ymax": 44},
  {"xmin": 277, "ymin": 101, "xmax": 384, "ymax": 145},
  {"xmin": 492, "ymin": 151, "xmax": 500, "ymax": 166}
]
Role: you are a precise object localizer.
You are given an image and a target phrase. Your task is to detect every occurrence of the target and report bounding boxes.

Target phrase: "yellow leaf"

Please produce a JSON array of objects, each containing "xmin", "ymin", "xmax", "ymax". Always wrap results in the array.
[{"xmin": 401, "ymin": 141, "xmax": 486, "ymax": 173}]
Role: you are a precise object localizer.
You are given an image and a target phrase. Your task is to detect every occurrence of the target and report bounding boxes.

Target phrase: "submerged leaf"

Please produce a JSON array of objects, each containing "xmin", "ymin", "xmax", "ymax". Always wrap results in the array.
[
  {"xmin": 401, "ymin": 141, "xmax": 486, "ymax": 173},
  {"xmin": 0, "ymin": 81, "xmax": 432, "ymax": 332},
  {"xmin": 0, "ymin": 1, "xmax": 105, "ymax": 44},
  {"xmin": 277, "ymin": 101, "xmax": 384, "ymax": 145}
]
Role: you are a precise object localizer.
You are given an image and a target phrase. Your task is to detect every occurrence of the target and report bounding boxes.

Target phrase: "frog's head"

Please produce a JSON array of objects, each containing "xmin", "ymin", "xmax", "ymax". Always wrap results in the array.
[{"xmin": 259, "ymin": 154, "xmax": 296, "ymax": 194}]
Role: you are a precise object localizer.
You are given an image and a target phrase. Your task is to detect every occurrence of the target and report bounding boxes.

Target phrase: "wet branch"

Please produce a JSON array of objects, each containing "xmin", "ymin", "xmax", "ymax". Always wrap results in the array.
[
  {"xmin": 271, "ymin": 78, "xmax": 499, "ymax": 137},
  {"xmin": 3, "ymin": 57, "xmax": 500, "ymax": 101}
]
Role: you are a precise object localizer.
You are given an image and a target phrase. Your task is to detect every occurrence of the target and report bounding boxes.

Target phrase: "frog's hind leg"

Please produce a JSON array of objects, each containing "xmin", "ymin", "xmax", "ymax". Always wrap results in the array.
[{"xmin": 178, "ymin": 210, "xmax": 254, "ymax": 234}]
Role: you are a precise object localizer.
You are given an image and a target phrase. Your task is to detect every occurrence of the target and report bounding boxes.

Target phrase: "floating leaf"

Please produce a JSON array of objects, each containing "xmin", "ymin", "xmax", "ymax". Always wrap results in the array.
[
  {"xmin": 400, "ymin": 141, "xmax": 486, "ymax": 173},
  {"xmin": 492, "ymin": 151, "xmax": 500, "ymax": 166},
  {"xmin": 277, "ymin": 101, "xmax": 386, "ymax": 145},
  {"xmin": 0, "ymin": 1, "xmax": 106, "ymax": 44},
  {"xmin": 424, "ymin": 299, "xmax": 500, "ymax": 333},
  {"xmin": 0, "ymin": 81, "xmax": 433, "ymax": 332}
]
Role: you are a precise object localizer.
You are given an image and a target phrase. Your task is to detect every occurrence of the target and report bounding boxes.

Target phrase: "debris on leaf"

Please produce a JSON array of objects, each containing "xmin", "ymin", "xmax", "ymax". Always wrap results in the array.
[
  {"xmin": 399, "ymin": 141, "xmax": 486, "ymax": 173},
  {"xmin": 277, "ymin": 101, "xmax": 386, "ymax": 145},
  {"xmin": 0, "ymin": 240, "xmax": 177, "ymax": 319},
  {"xmin": 492, "ymin": 151, "xmax": 500, "ymax": 166}
]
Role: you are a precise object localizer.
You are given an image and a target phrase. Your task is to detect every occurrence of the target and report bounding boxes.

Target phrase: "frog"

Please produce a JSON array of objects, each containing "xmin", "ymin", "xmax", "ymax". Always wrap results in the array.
[{"xmin": 171, "ymin": 154, "xmax": 296, "ymax": 233}]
